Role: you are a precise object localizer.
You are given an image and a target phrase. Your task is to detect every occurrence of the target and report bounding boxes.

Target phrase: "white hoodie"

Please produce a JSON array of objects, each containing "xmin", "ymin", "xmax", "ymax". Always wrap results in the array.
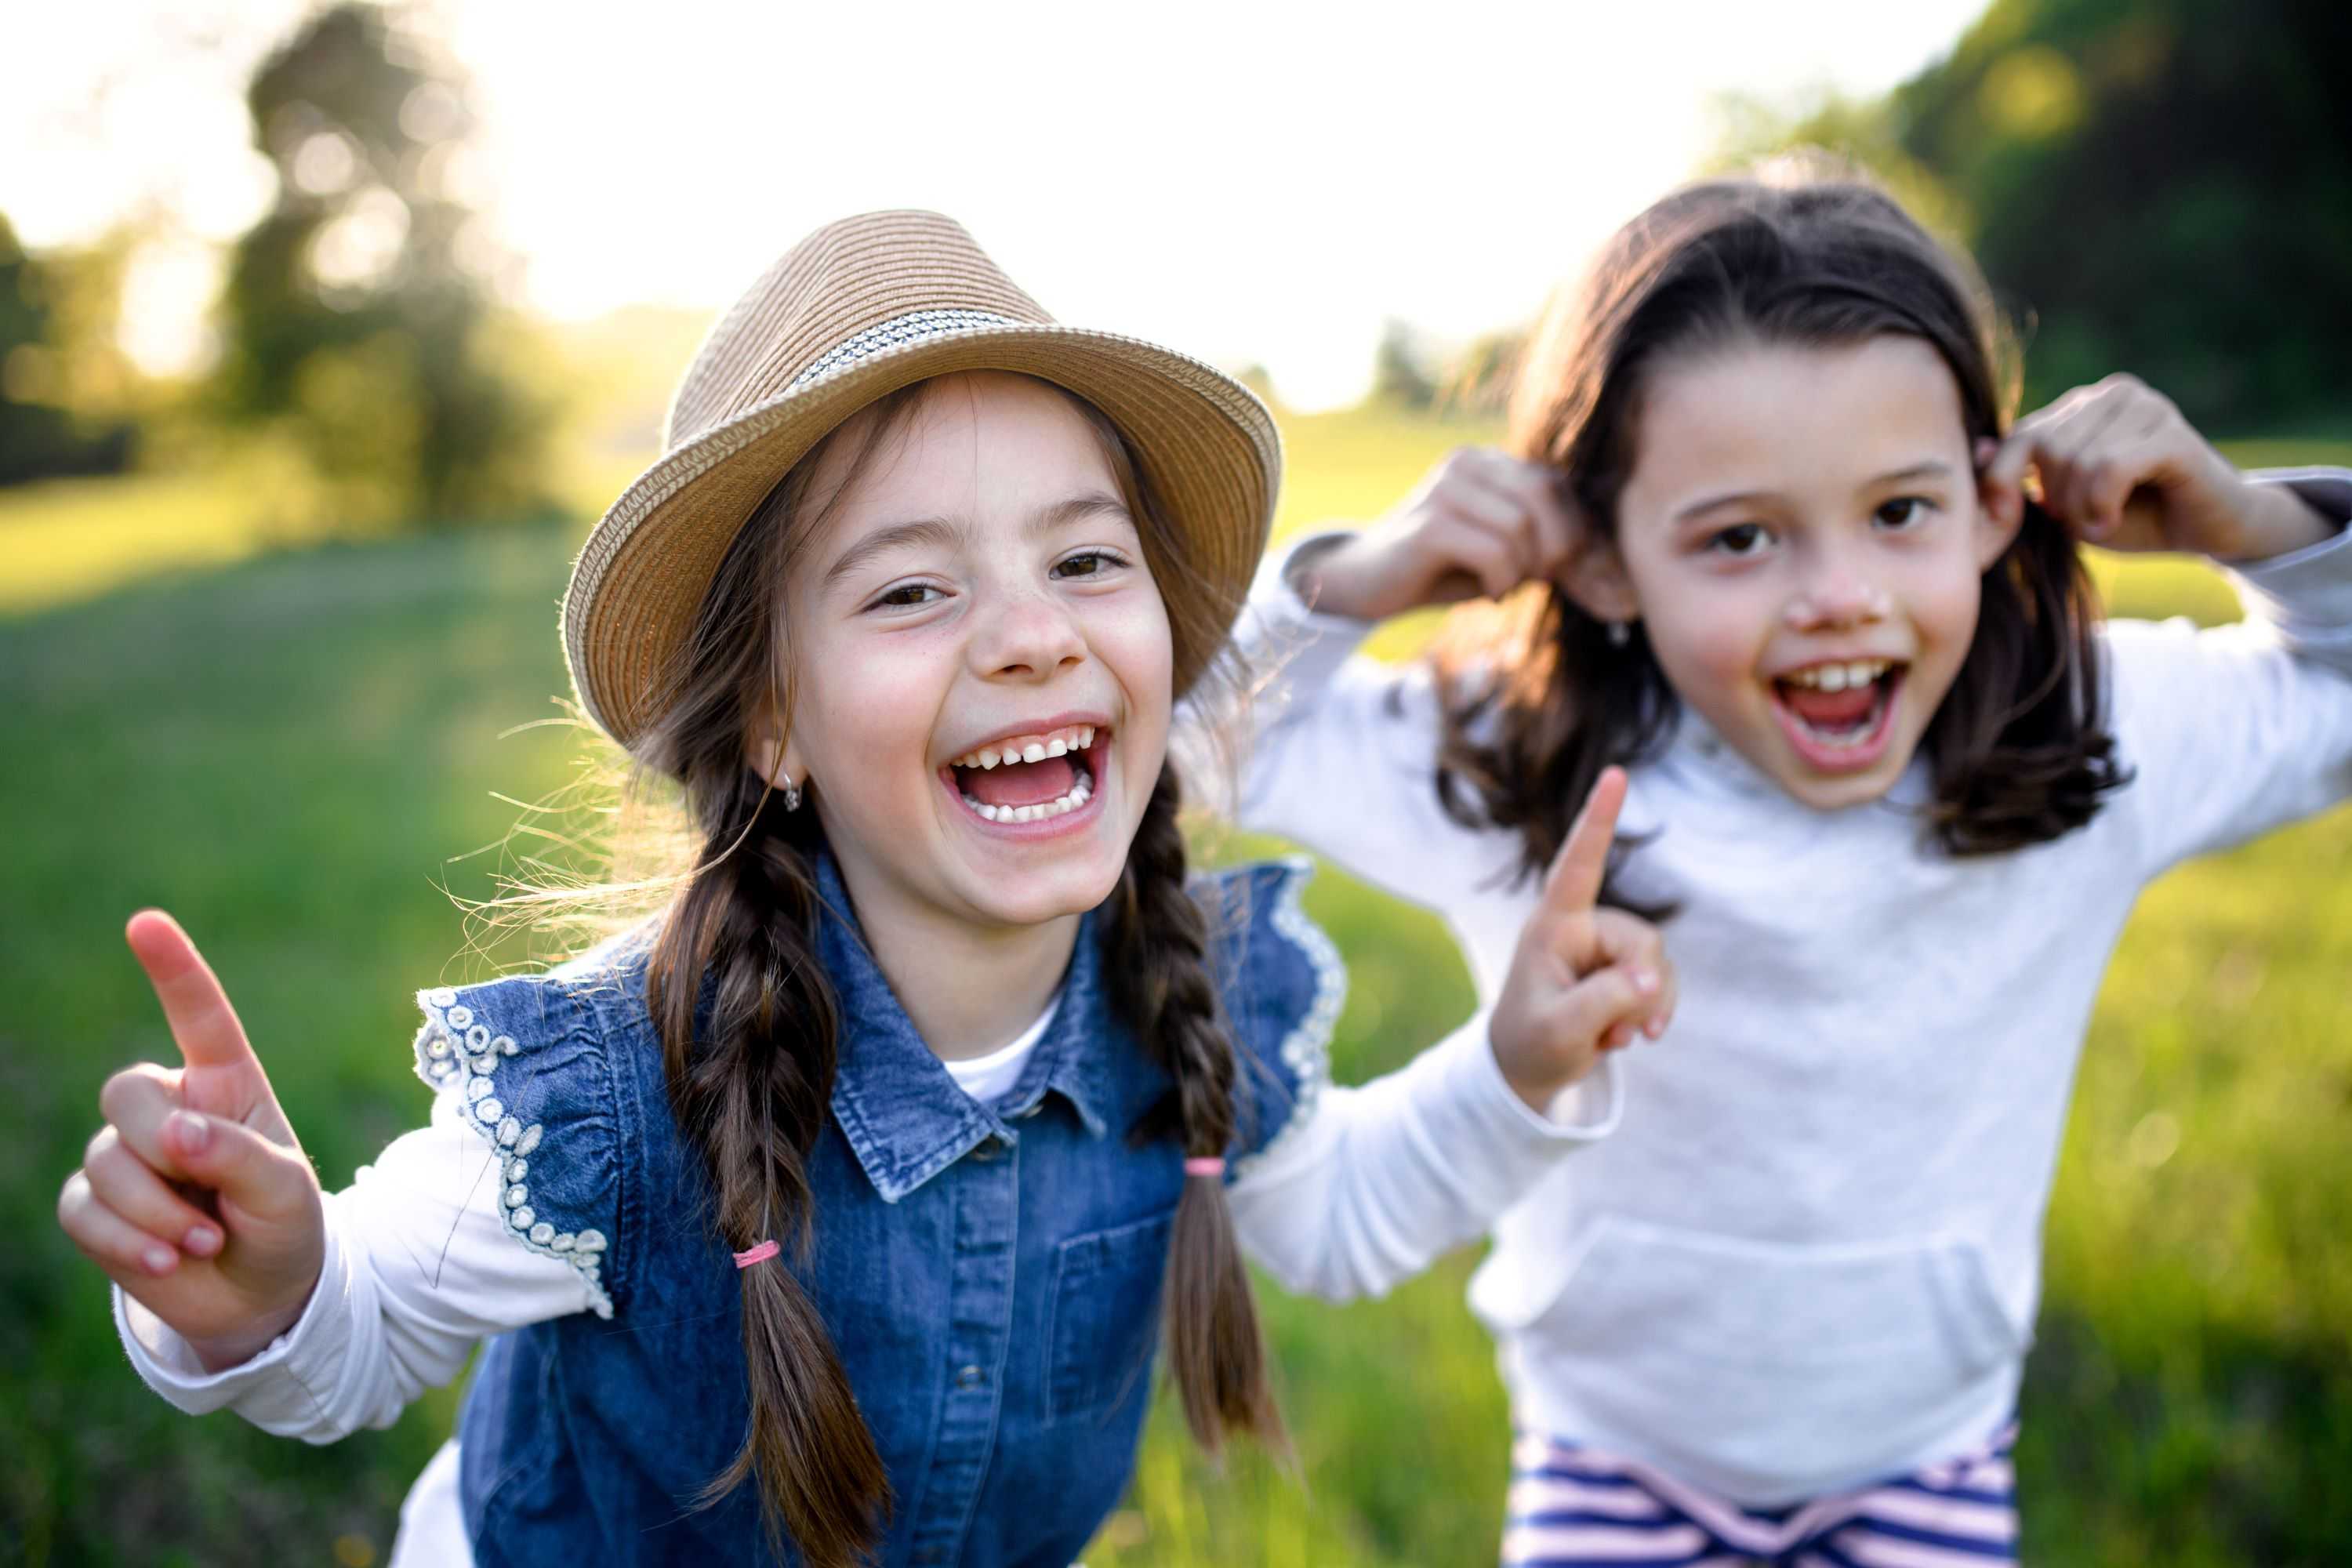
[{"xmin": 1225, "ymin": 469, "xmax": 2352, "ymax": 1504}]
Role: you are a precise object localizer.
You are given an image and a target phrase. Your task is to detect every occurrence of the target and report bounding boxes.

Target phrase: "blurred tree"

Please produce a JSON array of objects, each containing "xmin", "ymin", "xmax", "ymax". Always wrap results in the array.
[
  {"xmin": 1723, "ymin": 0, "xmax": 2352, "ymax": 432},
  {"xmin": 1441, "ymin": 325, "xmax": 1526, "ymax": 417},
  {"xmin": 214, "ymin": 2, "xmax": 550, "ymax": 528},
  {"xmin": 0, "ymin": 214, "xmax": 137, "ymax": 487},
  {"xmin": 1370, "ymin": 318, "xmax": 1441, "ymax": 408}
]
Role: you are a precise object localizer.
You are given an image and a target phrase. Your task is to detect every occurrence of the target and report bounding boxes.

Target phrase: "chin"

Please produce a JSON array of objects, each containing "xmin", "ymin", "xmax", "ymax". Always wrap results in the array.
[
  {"xmin": 1776, "ymin": 766, "xmax": 1906, "ymax": 811},
  {"xmin": 1769, "ymin": 721, "xmax": 1929, "ymax": 810},
  {"xmin": 960, "ymin": 852, "xmax": 1127, "ymax": 931}
]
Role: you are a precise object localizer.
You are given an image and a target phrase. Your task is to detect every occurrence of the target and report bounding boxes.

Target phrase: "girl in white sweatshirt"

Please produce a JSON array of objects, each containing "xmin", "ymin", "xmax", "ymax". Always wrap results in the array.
[{"xmin": 1229, "ymin": 158, "xmax": 2352, "ymax": 1565}]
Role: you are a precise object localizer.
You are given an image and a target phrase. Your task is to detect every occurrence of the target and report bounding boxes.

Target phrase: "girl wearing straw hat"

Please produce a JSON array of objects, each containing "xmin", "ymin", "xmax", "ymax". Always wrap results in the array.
[{"xmin": 60, "ymin": 211, "xmax": 1675, "ymax": 1568}]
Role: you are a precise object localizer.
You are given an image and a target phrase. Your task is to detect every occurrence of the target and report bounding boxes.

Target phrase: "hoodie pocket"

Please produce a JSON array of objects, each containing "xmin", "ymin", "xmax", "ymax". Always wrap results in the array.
[{"xmin": 1531, "ymin": 1218, "xmax": 2024, "ymax": 1488}]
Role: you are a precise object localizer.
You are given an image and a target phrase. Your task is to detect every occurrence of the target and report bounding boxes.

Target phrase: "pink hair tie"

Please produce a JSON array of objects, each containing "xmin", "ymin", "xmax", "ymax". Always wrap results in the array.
[
  {"xmin": 733, "ymin": 1239, "xmax": 782, "ymax": 1269},
  {"xmin": 1183, "ymin": 1157, "xmax": 1225, "ymax": 1179}
]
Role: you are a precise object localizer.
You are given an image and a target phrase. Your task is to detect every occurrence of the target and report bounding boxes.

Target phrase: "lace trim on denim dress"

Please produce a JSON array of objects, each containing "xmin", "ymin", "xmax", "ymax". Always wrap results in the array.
[
  {"xmin": 413, "ymin": 986, "xmax": 614, "ymax": 1319},
  {"xmin": 1232, "ymin": 857, "xmax": 1348, "ymax": 1178}
]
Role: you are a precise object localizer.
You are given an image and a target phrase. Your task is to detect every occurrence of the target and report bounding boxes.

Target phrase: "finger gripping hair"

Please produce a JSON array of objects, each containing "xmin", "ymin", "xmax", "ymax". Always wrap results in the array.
[{"xmin": 1107, "ymin": 765, "xmax": 1287, "ymax": 1458}]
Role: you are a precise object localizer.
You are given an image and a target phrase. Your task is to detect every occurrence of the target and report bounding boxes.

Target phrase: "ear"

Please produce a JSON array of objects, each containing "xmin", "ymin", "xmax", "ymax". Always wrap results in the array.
[
  {"xmin": 1559, "ymin": 537, "xmax": 1641, "ymax": 624},
  {"xmin": 1972, "ymin": 466, "xmax": 2028, "ymax": 572}
]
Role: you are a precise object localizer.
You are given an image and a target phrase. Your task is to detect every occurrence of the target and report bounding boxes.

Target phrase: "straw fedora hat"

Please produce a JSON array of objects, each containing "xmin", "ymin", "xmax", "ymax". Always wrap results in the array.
[{"xmin": 562, "ymin": 209, "xmax": 1282, "ymax": 753}]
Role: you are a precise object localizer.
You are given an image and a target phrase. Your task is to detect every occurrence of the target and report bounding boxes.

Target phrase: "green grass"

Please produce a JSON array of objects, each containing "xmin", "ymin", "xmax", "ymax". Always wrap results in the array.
[
  {"xmin": 4, "ymin": 416, "xmax": 2350, "ymax": 1566},
  {"xmin": 0, "ymin": 461, "xmax": 330, "ymax": 618}
]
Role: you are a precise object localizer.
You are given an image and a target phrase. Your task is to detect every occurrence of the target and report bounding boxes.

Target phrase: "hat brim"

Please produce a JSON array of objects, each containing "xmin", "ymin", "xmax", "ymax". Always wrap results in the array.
[{"xmin": 564, "ymin": 322, "xmax": 1280, "ymax": 753}]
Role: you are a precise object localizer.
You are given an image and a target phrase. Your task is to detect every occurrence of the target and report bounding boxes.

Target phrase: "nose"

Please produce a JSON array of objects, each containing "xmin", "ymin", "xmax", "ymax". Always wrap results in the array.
[
  {"xmin": 1783, "ymin": 554, "xmax": 1890, "ymax": 632},
  {"xmin": 970, "ymin": 585, "xmax": 1087, "ymax": 682}
]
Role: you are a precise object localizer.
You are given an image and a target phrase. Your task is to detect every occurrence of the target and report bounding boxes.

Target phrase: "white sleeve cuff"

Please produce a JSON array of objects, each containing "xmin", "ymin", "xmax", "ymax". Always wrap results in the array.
[
  {"xmin": 114, "ymin": 1207, "xmax": 355, "ymax": 1418},
  {"xmin": 1448, "ymin": 1013, "xmax": 1626, "ymax": 1145},
  {"xmin": 1234, "ymin": 529, "xmax": 1382, "ymax": 695},
  {"xmin": 1541, "ymin": 1051, "xmax": 1626, "ymax": 1138},
  {"xmin": 2232, "ymin": 469, "xmax": 2352, "ymax": 641},
  {"xmin": 1392, "ymin": 1013, "xmax": 1623, "ymax": 1216},
  {"xmin": 1225, "ymin": 1009, "xmax": 1620, "ymax": 1302},
  {"xmin": 1245, "ymin": 529, "xmax": 1379, "ymax": 637},
  {"xmin": 1240, "ymin": 533, "xmax": 1378, "ymax": 681}
]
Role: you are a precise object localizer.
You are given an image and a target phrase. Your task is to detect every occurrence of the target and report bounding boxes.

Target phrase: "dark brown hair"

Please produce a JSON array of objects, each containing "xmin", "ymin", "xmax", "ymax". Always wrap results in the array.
[
  {"xmin": 1435, "ymin": 152, "xmax": 2128, "ymax": 889},
  {"xmin": 632, "ymin": 373, "xmax": 1281, "ymax": 1566}
]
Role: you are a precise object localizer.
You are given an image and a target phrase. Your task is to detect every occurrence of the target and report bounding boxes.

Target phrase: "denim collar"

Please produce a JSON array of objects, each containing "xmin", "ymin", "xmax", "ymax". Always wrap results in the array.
[{"xmin": 814, "ymin": 851, "xmax": 1148, "ymax": 1203}]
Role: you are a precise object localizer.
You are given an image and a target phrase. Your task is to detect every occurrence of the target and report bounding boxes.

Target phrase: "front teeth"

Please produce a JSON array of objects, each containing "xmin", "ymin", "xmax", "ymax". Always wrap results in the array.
[
  {"xmin": 1784, "ymin": 659, "xmax": 1889, "ymax": 692},
  {"xmin": 960, "ymin": 770, "xmax": 1094, "ymax": 824},
  {"xmin": 953, "ymin": 724, "xmax": 1095, "ymax": 770}
]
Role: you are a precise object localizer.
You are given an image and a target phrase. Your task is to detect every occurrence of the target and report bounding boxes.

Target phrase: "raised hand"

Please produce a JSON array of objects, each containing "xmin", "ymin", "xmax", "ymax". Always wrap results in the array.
[
  {"xmin": 1289, "ymin": 446, "xmax": 1586, "ymax": 622},
  {"xmin": 1488, "ymin": 768, "xmax": 1675, "ymax": 1112},
  {"xmin": 56, "ymin": 912, "xmax": 325, "ymax": 1370},
  {"xmin": 1979, "ymin": 373, "xmax": 2333, "ymax": 562}
]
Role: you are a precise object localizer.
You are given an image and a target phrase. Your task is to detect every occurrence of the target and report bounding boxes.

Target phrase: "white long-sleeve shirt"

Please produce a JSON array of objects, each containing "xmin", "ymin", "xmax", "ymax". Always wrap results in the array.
[
  {"xmin": 1222, "ymin": 469, "xmax": 2352, "ymax": 1504},
  {"xmin": 118, "ymin": 974, "xmax": 1621, "ymax": 1565}
]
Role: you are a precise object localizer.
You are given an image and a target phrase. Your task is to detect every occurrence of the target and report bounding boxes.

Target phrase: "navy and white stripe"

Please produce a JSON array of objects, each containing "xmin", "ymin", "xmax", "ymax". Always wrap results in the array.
[{"xmin": 1501, "ymin": 1425, "xmax": 2019, "ymax": 1567}]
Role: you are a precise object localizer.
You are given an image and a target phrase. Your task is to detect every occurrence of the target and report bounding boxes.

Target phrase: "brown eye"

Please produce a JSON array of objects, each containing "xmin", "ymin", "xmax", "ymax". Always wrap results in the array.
[
  {"xmin": 1875, "ymin": 497, "xmax": 1932, "ymax": 529},
  {"xmin": 1053, "ymin": 550, "xmax": 1127, "ymax": 579},
  {"xmin": 874, "ymin": 583, "xmax": 941, "ymax": 609},
  {"xmin": 1709, "ymin": 523, "xmax": 1771, "ymax": 557}
]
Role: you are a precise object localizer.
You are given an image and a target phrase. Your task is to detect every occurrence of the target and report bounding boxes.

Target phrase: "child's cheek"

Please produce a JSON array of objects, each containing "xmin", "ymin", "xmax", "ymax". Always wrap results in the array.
[
  {"xmin": 1086, "ymin": 593, "xmax": 1174, "ymax": 760},
  {"xmin": 1641, "ymin": 583, "xmax": 1774, "ymax": 728},
  {"xmin": 1896, "ymin": 548, "xmax": 1986, "ymax": 691},
  {"xmin": 800, "ymin": 632, "xmax": 946, "ymax": 784}
]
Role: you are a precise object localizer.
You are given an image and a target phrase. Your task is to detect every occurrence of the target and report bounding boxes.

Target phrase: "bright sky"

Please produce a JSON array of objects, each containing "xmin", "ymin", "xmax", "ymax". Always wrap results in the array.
[{"xmin": 4, "ymin": 0, "xmax": 1988, "ymax": 408}]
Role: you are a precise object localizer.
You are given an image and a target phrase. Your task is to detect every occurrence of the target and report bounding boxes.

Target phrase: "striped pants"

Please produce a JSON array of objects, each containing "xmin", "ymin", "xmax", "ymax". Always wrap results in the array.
[{"xmin": 1501, "ymin": 1424, "xmax": 2020, "ymax": 1566}]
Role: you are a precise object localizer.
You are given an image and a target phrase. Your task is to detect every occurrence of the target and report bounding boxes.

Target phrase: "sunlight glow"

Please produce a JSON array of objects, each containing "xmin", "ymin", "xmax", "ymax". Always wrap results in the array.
[{"xmin": 6, "ymin": 0, "xmax": 1988, "ymax": 404}]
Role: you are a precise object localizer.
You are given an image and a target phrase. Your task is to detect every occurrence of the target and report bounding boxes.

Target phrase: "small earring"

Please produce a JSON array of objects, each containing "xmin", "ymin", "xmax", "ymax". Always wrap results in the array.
[
  {"xmin": 1606, "ymin": 619, "xmax": 1633, "ymax": 648},
  {"xmin": 781, "ymin": 778, "xmax": 803, "ymax": 812}
]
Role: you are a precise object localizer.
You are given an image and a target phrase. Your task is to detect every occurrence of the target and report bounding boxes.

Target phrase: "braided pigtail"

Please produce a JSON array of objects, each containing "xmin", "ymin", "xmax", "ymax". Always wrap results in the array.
[
  {"xmin": 644, "ymin": 768, "xmax": 889, "ymax": 1566},
  {"xmin": 1106, "ymin": 763, "xmax": 1287, "ymax": 1457}
]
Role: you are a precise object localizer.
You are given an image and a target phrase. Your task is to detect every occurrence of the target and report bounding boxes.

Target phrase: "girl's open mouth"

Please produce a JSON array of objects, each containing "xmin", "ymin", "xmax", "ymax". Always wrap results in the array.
[
  {"xmin": 1769, "ymin": 659, "xmax": 1905, "ymax": 773},
  {"xmin": 938, "ymin": 723, "xmax": 1110, "ymax": 831}
]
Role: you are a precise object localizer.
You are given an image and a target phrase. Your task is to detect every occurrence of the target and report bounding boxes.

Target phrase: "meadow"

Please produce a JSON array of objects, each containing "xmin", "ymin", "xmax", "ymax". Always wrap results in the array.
[{"xmin": 3, "ymin": 405, "xmax": 2348, "ymax": 1566}]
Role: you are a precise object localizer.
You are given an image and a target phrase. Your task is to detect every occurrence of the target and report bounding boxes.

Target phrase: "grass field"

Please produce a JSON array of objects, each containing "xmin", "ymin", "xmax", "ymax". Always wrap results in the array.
[{"xmin": 4, "ymin": 411, "xmax": 2350, "ymax": 1566}]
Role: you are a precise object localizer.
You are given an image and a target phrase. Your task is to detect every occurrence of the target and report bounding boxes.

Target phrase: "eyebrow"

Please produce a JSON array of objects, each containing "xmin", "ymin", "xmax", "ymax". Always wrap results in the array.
[
  {"xmin": 1671, "ymin": 461, "xmax": 1959, "ymax": 523},
  {"xmin": 818, "ymin": 491, "xmax": 1133, "ymax": 591}
]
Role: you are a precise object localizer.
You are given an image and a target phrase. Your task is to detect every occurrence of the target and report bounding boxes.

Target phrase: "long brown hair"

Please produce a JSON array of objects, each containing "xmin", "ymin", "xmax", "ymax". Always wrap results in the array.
[
  {"xmin": 630, "ymin": 372, "xmax": 1282, "ymax": 1566},
  {"xmin": 1436, "ymin": 153, "xmax": 2128, "ymax": 890}
]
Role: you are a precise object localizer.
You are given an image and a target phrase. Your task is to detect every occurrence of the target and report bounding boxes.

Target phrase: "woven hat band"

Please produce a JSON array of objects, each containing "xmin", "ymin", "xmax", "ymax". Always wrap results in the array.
[
  {"xmin": 785, "ymin": 310, "xmax": 1020, "ymax": 396},
  {"xmin": 667, "ymin": 212, "xmax": 1051, "ymax": 448}
]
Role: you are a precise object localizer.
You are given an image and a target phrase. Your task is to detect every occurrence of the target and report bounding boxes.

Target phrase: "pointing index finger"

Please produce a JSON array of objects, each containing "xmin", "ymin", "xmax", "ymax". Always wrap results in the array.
[
  {"xmin": 1541, "ymin": 766, "xmax": 1629, "ymax": 915},
  {"xmin": 125, "ymin": 910, "xmax": 256, "ymax": 1071}
]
